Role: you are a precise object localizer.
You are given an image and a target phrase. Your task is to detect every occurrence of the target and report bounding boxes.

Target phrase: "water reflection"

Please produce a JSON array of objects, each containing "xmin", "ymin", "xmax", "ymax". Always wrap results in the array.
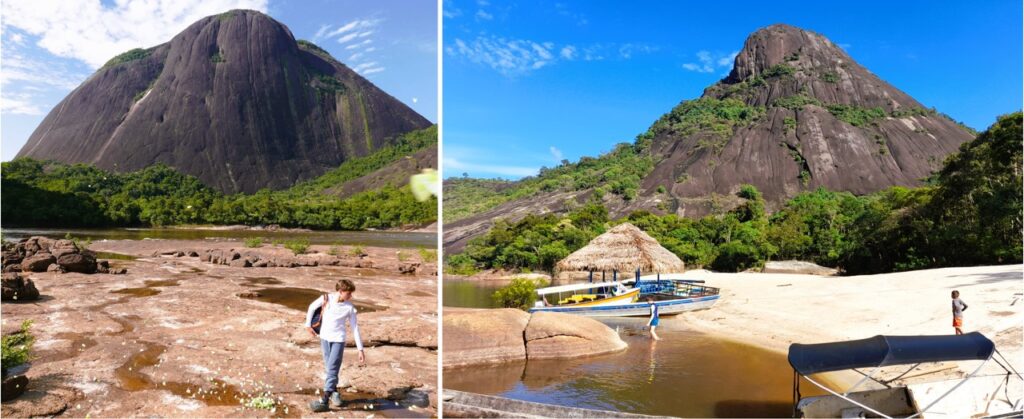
[
  {"xmin": 2, "ymin": 227, "xmax": 435, "ymax": 249},
  {"xmin": 445, "ymin": 319, "xmax": 831, "ymax": 417}
]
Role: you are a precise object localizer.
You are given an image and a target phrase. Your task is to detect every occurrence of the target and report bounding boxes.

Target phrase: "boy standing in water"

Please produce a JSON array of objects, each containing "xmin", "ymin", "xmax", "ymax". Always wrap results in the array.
[
  {"xmin": 951, "ymin": 290, "xmax": 968, "ymax": 335},
  {"xmin": 306, "ymin": 279, "xmax": 365, "ymax": 412},
  {"xmin": 647, "ymin": 297, "xmax": 661, "ymax": 340}
]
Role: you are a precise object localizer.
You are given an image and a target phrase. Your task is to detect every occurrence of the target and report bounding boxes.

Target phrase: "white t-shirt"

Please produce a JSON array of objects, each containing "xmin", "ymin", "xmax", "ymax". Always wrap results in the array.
[{"xmin": 304, "ymin": 293, "xmax": 363, "ymax": 349}]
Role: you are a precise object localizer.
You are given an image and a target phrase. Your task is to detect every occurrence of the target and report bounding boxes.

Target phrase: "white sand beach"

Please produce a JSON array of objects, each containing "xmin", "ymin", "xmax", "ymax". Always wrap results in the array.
[{"xmin": 685, "ymin": 264, "xmax": 1024, "ymax": 379}]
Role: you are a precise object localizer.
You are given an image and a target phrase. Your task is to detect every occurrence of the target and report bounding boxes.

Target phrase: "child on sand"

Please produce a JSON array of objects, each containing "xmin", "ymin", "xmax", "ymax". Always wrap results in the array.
[
  {"xmin": 647, "ymin": 297, "xmax": 660, "ymax": 340},
  {"xmin": 305, "ymin": 279, "xmax": 365, "ymax": 412},
  {"xmin": 952, "ymin": 290, "xmax": 968, "ymax": 335}
]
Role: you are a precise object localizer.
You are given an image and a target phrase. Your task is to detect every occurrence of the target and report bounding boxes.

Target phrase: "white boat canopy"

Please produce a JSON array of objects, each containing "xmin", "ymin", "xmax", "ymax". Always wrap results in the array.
[{"xmin": 535, "ymin": 281, "xmax": 626, "ymax": 296}]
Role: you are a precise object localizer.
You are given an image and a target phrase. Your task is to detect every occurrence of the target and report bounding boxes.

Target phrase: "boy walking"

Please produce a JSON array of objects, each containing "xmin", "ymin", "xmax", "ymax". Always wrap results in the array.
[
  {"xmin": 951, "ymin": 290, "xmax": 968, "ymax": 335},
  {"xmin": 305, "ymin": 279, "xmax": 365, "ymax": 412}
]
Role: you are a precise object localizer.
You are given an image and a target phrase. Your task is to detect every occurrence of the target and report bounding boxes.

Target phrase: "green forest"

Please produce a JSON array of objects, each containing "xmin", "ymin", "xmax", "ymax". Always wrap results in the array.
[
  {"xmin": 1, "ymin": 126, "xmax": 437, "ymax": 230},
  {"xmin": 447, "ymin": 113, "xmax": 1022, "ymax": 275}
]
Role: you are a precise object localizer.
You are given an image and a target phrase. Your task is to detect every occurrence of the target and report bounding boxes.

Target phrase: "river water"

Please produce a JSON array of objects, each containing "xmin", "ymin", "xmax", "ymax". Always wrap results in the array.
[
  {"xmin": 442, "ymin": 281, "xmax": 832, "ymax": 417},
  {"xmin": 2, "ymin": 227, "xmax": 436, "ymax": 249}
]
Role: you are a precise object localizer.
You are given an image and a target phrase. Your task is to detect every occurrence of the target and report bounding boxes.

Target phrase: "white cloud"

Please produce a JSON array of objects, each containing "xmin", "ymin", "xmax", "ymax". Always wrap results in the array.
[
  {"xmin": 1, "ymin": 92, "xmax": 45, "ymax": 115},
  {"xmin": 475, "ymin": 10, "xmax": 493, "ymax": 20},
  {"xmin": 549, "ymin": 146, "xmax": 563, "ymax": 161},
  {"xmin": 344, "ymin": 39, "xmax": 372, "ymax": 50},
  {"xmin": 682, "ymin": 50, "xmax": 737, "ymax": 74},
  {"xmin": 449, "ymin": 37, "xmax": 654, "ymax": 77},
  {"xmin": 348, "ymin": 52, "xmax": 364, "ymax": 61},
  {"xmin": 560, "ymin": 46, "xmax": 576, "ymax": 59},
  {"xmin": 1, "ymin": 0, "xmax": 269, "ymax": 69},
  {"xmin": 336, "ymin": 32, "xmax": 360, "ymax": 44},
  {"xmin": 361, "ymin": 67, "xmax": 385, "ymax": 75},
  {"xmin": 412, "ymin": 97, "xmax": 418, "ymax": 103}
]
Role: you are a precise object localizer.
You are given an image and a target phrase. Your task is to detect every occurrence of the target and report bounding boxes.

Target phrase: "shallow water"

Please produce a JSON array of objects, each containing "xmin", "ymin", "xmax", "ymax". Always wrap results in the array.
[
  {"xmin": 442, "ymin": 280, "xmax": 502, "ymax": 308},
  {"xmin": 244, "ymin": 287, "xmax": 384, "ymax": 313},
  {"xmin": 442, "ymin": 281, "xmax": 833, "ymax": 417},
  {"xmin": 2, "ymin": 227, "xmax": 436, "ymax": 249}
]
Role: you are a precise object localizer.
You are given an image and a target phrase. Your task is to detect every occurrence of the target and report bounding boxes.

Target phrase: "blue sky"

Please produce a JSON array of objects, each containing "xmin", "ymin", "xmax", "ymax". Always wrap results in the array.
[
  {"xmin": 1, "ymin": 0, "xmax": 437, "ymax": 161},
  {"xmin": 443, "ymin": 0, "xmax": 1023, "ymax": 179}
]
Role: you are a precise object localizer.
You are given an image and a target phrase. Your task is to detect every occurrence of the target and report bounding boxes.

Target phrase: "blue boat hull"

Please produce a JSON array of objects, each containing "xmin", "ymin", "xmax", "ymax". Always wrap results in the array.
[{"xmin": 529, "ymin": 295, "xmax": 720, "ymax": 317}]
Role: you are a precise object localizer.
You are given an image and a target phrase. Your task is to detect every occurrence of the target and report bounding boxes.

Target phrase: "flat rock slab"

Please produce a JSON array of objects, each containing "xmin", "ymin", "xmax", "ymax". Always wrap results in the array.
[
  {"xmin": 1, "ymin": 239, "xmax": 437, "ymax": 418},
  {"xmin": 442, "ymin": 309, "xmax": 628, "ymax": 368}
]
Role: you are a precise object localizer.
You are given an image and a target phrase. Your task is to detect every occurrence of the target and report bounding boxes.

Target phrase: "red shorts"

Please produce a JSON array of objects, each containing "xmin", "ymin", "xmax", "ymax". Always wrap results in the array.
[{"xmin": 953, "ymin": 318, "xmax": 963, "ymax": 328}]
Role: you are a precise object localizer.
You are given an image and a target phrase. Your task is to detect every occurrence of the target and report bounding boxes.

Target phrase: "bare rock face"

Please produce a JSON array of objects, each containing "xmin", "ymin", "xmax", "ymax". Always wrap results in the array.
[
  {"xmin": 442, "ymin": 308, "xmax": 530, "ymax": 368},
  {"xmin": 16, "ymin": 9, "xmax": 430, "ymax": 194},
  {"xmin": 524, "ymin": 311, "xmax": 628, "ymax": 360},
  {"xmin": 641, "ymin": 24, "xmax": 973, "ymax": 217},
  {"xmin": 1, "ymin": 273, "xmax": 39, "ymax": 301}
]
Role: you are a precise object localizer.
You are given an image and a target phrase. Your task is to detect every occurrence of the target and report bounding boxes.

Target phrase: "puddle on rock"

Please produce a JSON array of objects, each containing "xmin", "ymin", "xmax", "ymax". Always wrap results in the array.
[
  {"xmin": 405, "ymin": 290, "xmax": 434, "ymax": 297},
  {"xmin": 115, "ymin": 342, "xmax": 253, "ymax": 406},
  {"xmin": 290, "ymin": 388, "xmax": 429, "ymax": 418},
  {"xmin": 110, "ymin": 279, "xmax": 180, "ymax": 297},
  {"xmin": 241, "ymin": 287, "xmax": 383, "ymax": 313},
  {"xmin": 37, "ymin": 332, "xmax": 99, "ymax": 363},
  {"xmin": 96, "ymin": 251, "xmax": 139, "ymax": 261},
  {"xmin": 240, "ymin": 277, "xmax": 284, "ymax": 286}
]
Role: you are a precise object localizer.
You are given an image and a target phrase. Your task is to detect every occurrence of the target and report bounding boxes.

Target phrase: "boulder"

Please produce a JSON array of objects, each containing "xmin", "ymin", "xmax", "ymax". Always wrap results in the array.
[
  {"xmin": 442, "ymin": 309, "xmax": 530, "ymax": 368},
  {"xmin": 46, "ymin": 264, "xmax": 64, "ymax": 273},
  {"xmin": 399, "ymin": 262, "xmax": 420, "ymax": 275},
  {"xmin": 2, "ymin": 273, "xmax": 39, "ymax": 301},
  {"xmin": 57, "ymin": 252, "xmax": 97, "ymax": 273},
  {"xmin": 20, "ymin": 252, "xmax": 55, "ymax": 272},
  {"xmin": 229, "ymin": 258, "xmax": 251, "ymax": 268},
  {"xmin": 47, "ymin": 239, "xmax": 78, "ymax": 259},
  {"xmin": 1, "ymin": 375, "xmax": 28, "ymax": 401},
  {"xmin": 524, "ymin": 311, "xmax": 627, "ymax": 360},
  {"xmin": 762, "ymin": 260, "xmax": 839, "ymax": 276}
]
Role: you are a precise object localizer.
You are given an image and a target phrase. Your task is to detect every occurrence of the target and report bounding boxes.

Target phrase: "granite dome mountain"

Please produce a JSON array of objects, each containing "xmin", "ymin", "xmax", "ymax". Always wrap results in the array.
[
  {"xmin": 16, "ymin": 9, "xmax": 430, "ymax": 194},
  {"xmin": 444, "ymin": 24, "xmax": 976, "ymax": 252}
]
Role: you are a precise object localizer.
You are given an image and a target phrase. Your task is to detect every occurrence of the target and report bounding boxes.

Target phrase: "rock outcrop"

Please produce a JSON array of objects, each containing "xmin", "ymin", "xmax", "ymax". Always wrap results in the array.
[
  {"xmin": 762, "ymin": 260, "xmax": 838, "ymax": 275},
  {"xmin": 443, "ymin": 24, "xmax": 975, "ymax": 252},
  {"xmin": 16, "ymin": 9, "xmax": 430, "ymax": 194},
  {"xmin": 442, "ymin": 308, "xmax": 627, "ymax": 368},
  {"xmin": 524, "ymin": 311, "xmax": 628, "ymax": 360},
  {"xmin": 2, "ymin": 237, "xmax": 118, "ymax": 275},
  {"xmin": 1, "ymin": 273, "xmax": 39, "ymax": 301}
]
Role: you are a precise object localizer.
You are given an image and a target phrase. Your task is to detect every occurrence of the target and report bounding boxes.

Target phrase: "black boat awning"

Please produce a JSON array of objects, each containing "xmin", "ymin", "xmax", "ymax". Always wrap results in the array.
[{"xmin": 788, "ymin": 332, "xmax": 995, "ymax": 375}]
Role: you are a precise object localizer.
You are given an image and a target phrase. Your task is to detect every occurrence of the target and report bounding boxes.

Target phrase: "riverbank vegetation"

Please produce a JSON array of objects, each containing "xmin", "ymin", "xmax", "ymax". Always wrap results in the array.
[
  {"xmin": 448, "ymin": 112, "xmax": 1022, "ymax": 275},
  {"xmin": 1, "ymin": 128, "xmax": 437, "ymax": 230}
]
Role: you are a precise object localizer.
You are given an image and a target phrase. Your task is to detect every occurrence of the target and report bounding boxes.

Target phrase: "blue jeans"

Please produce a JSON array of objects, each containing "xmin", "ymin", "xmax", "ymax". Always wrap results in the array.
[{"xmin": 321, "ymin": 339, "xmax": 345, "ymax": 393}]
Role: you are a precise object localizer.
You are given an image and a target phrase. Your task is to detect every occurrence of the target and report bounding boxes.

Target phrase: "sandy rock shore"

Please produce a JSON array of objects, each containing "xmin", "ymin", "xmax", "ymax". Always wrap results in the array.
[
  {"xmin": 1, "ymin": 238, "xmax": 438, "ymax": 418},
  {"xmin": 683, "ymin": 264, "xmax": 1023, "ymax": 383}
]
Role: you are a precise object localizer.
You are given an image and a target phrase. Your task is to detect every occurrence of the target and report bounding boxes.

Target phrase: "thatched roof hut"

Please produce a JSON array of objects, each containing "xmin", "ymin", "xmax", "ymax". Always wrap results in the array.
[{"xmin": 555, "ymin": 223, "xmax": 685, "ymax": 274}]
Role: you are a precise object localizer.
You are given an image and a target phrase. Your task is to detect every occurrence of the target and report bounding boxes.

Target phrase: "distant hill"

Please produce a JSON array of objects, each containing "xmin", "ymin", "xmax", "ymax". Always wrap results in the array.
[
  {"xmin": 444, "ymin": 24, "xmax": 974, "ymax": 252},
  {"xmin": 16, "ymin": 9, "xmax": 430, "ymax": 194}
]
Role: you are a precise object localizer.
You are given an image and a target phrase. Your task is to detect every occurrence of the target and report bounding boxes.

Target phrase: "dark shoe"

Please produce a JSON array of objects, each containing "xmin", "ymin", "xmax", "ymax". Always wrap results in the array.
[
  {"xmin": 308, "ymin": 399, "xmax": 329, "ymax": 412},
  {"xmin": 331, "ymin": 391, "xmax": 344, "ymax": 407}
]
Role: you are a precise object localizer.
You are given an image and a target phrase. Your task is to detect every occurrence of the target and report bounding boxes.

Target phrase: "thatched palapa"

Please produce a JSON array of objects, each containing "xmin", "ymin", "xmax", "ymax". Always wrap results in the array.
[{"xmin": 555, "ymin": 223, "xmax": 685, "ymax": 273}]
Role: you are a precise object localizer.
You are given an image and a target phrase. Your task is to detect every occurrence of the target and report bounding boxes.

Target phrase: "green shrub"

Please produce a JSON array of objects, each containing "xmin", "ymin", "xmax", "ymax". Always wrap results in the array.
[
  {"xmin": 297, "ymin": 40, "xmax": 333, "ymax": 58},
  {"xmin": 210, "ymin": 51, "xmax": 225, "ymax": 63},
  {"xmin": 784, "ymin": 52, "xmax": 800, "ymax": 62},
  {"xmin": 820, "ymin": 71, "xmax": 839, "ymax": 83},
  {"xmin": 245, "ymin": 394, "xmax": 276, "ymax": 410},
  {"xmin": 283, "ymin": 239, "xmax": 309, "ymax": 255},
  {"xmin": 773, "ymin": 95, "xmax": 821, "ymax": 110},
  {"xmin": 492, "ymin": 278, "xmax": 539, "ymax": 310},
  {"xmin": 826, "ymin": 104, "xmax": 887, "ymax": 127},
  {"xmin": 349, "ymin": 245, "xmax": 365, "ymax": 256},
  {"xmin": 2, "ymin": 320, "xmax": 34, "ymax": 377},
  {"xmin": 783, "ymin": 117, "xmax": 797, "ymax": 134},
  {"xmin": 64, "ymin": 233, "xmax": 91, "ymax": 250},
  {"xmin": 244, "ymin": 237, "xmax": 263, "ymax": 248},
  {"xmin": 418, "ymin": 248, "xmax": 437, "ymax": 263},
  {"xmin": 763, "ymin": 63, "xmax": 795, "ymax": 78},
  {"xmin": 102, "ymin": 48, "xmax": 151, "ymax": 69},
  {"xmin": 314, "ymin": 74, "xmax": 346, "ymax": 95}
]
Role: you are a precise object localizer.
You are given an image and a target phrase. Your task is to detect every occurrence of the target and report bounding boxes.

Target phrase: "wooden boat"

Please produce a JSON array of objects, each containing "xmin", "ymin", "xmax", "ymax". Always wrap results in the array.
[{"xmin": 529, "ymin": 280, "xmax": 719, "ymax": 318}]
